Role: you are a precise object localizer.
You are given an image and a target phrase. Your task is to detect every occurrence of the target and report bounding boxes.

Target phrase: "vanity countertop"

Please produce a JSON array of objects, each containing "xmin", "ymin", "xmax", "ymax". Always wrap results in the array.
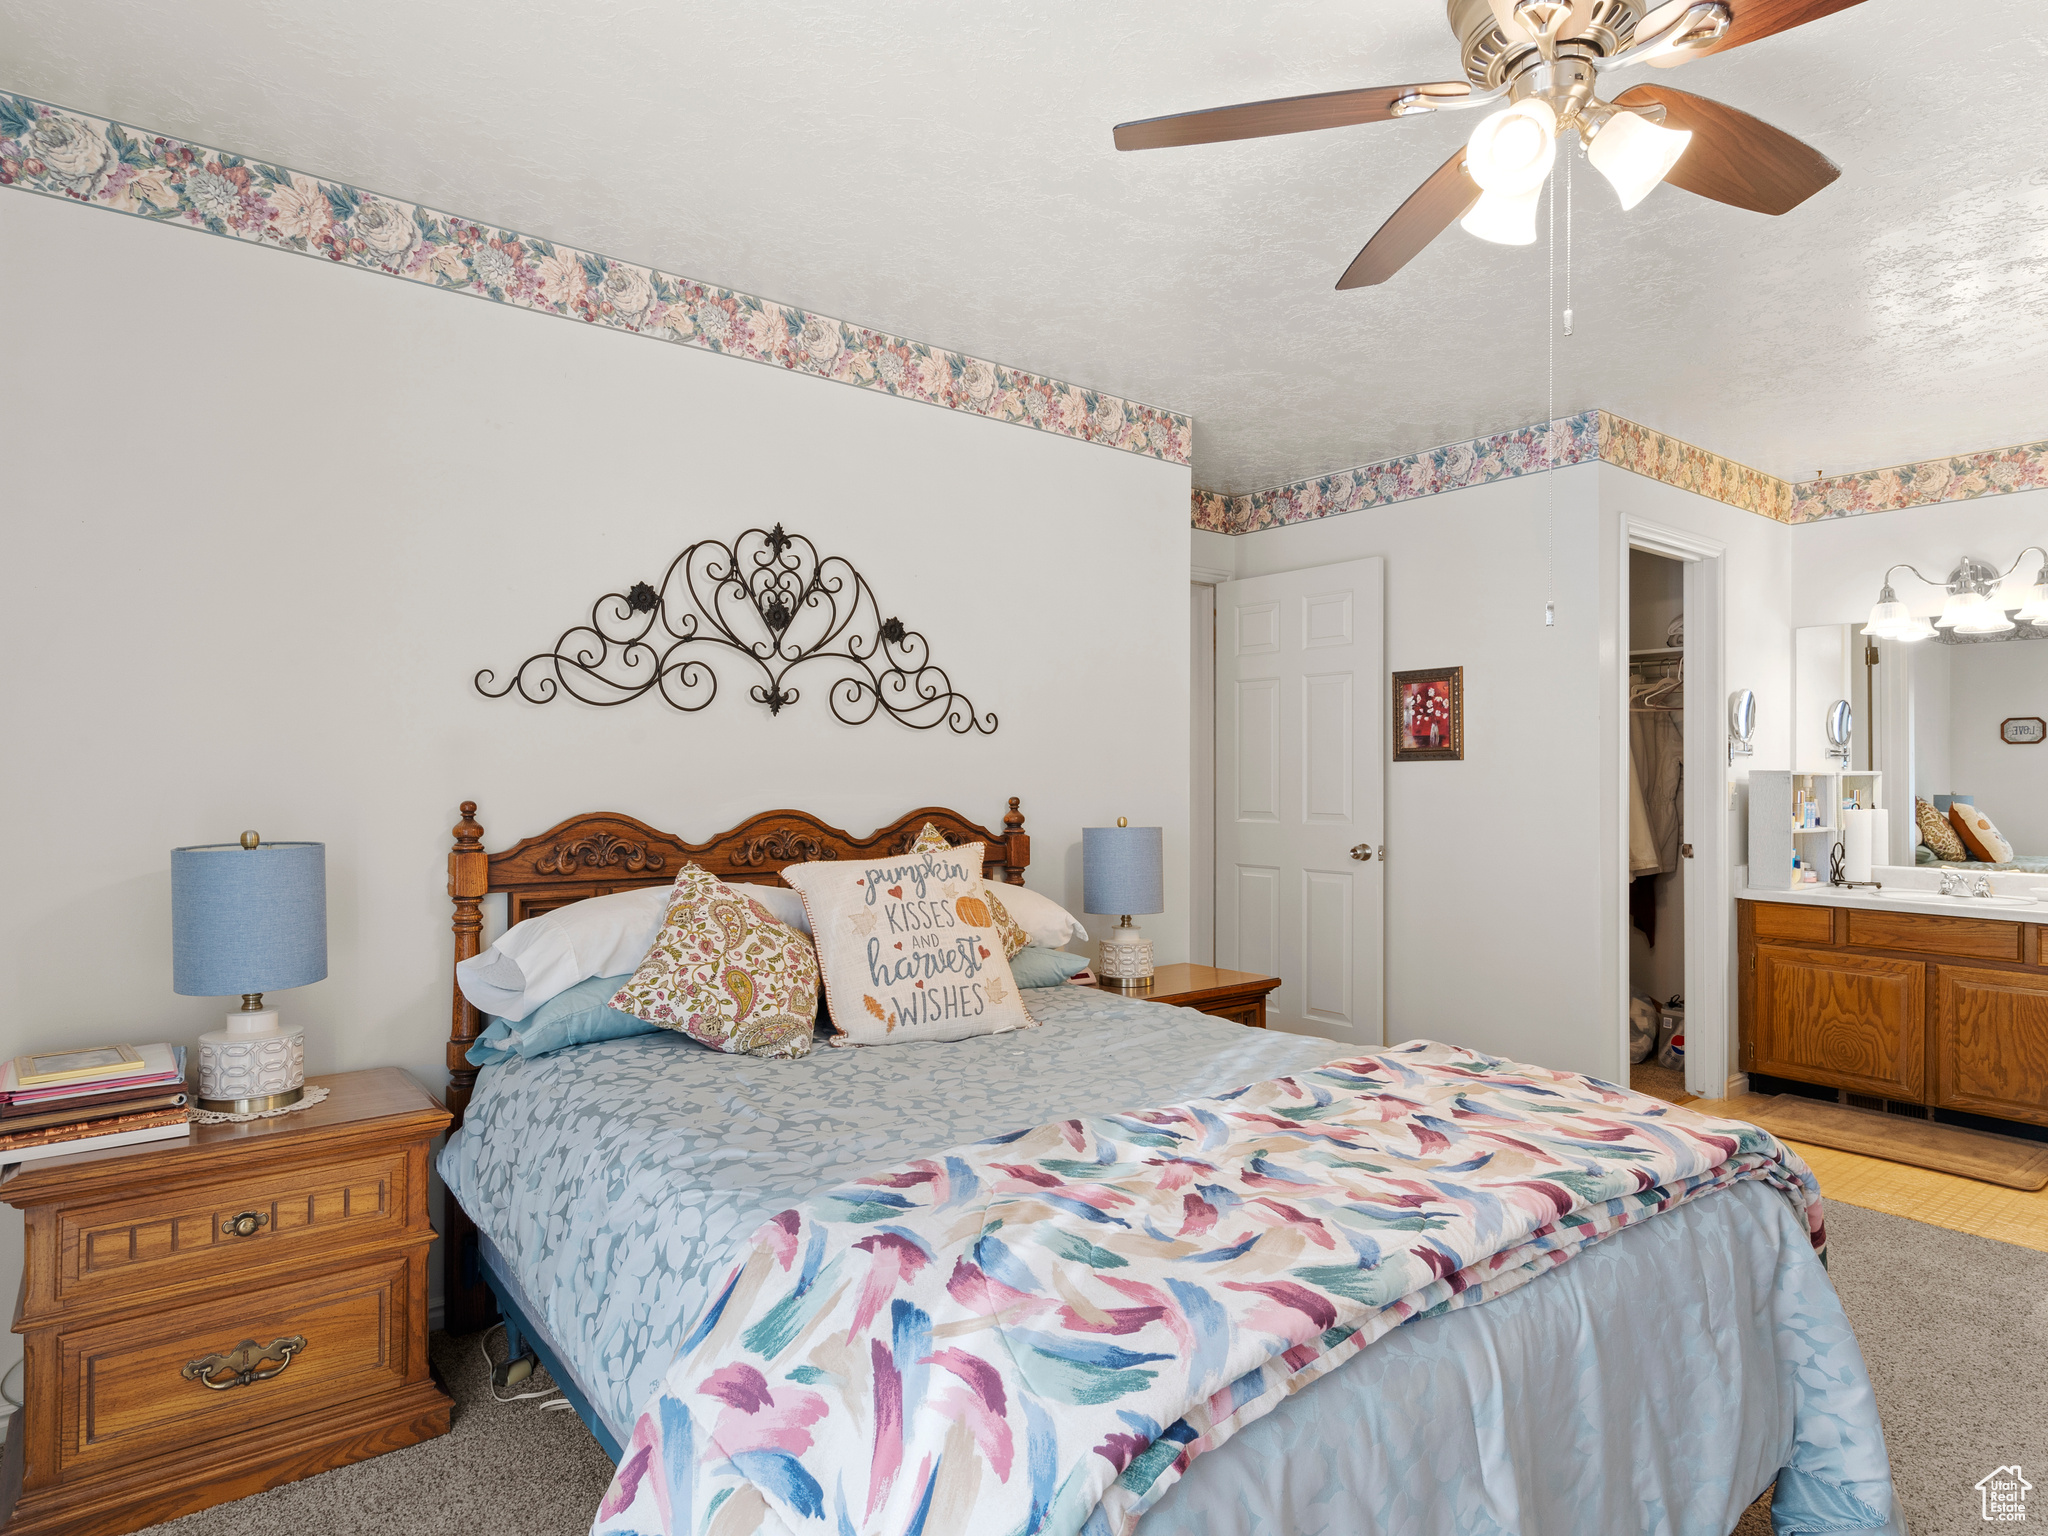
[{"xmin": 1740, "ymin": 882, "xmax": 2048, "ymax": 925}]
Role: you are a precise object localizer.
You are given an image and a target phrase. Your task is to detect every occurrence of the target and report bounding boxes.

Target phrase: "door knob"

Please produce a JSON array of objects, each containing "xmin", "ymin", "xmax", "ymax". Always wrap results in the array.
[{"xmin": 1350, "ymin": 844, "xmax": 1373, "ymax": 861}]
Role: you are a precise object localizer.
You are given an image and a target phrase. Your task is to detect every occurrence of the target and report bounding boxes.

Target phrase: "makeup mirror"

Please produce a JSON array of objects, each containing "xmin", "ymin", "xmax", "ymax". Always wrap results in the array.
[{"xmin": 1727, "ymin": 688, "xmax": 1756, "ymax": 764}]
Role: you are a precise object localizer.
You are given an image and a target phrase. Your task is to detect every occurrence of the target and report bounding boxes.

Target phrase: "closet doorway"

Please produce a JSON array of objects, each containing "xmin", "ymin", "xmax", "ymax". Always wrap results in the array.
[
  {"xmin": 1615, "ymin": 520, "xmax": 1728, "ymax": 1100},
  {"xmin": 1627, "ymin": 550, "xmax": 1688, "ymax": 1100}
]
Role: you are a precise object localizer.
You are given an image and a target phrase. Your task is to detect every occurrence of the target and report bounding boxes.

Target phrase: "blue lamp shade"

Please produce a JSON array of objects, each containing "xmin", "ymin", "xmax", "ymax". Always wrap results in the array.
[
  {"xmin": 1082, "ymin": 825, "xmax": 1164, "ymax": 917},
  {"xmin": 172, "ymin": 841, "xmax": 328, "ymax": 997}
]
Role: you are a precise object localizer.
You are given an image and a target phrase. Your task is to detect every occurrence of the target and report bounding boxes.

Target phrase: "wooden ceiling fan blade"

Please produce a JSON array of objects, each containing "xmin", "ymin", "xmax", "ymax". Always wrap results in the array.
[
  {"xmin": 1615, "ymin": 84, "xmax": 1839, "ymax": 214},
  {"xmin": 1336, "ymin": 149, "xmax": 1481, "ymax": 289},
  {"xmin": 1114, "ymin": 81, "xmax": 1470, "ymax": 151},
  {"xmin": 1647, "ymin": 0, "xmax": 1869, "ymax": 65}
]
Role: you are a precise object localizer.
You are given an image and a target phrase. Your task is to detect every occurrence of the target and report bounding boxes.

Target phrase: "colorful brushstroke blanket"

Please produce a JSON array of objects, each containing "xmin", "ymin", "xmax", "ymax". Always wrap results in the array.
[{"xmin": 590, "ymin": 1040, "xmax": 1822, "ymax": 1536}]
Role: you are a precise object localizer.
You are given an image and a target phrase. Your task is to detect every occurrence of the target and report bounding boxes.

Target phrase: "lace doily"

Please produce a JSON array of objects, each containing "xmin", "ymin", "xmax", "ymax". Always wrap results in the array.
[{"xmin": 187, "ymin": 1083, "xmax": 331, "ymax": 1125}]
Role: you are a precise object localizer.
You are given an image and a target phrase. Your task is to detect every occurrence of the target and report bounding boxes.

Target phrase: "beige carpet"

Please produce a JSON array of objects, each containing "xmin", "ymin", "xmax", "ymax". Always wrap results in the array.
[{"xmin": 139, "ymin": 1201, "xmax": 2046, "ymax": 1536}]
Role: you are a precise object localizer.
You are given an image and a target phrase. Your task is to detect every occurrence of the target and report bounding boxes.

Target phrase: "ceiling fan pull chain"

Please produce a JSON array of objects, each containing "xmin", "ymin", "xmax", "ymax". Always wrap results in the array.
[{"xmin": 1544, "ymin": 167, "xmax": 1555, "ymax": 630}]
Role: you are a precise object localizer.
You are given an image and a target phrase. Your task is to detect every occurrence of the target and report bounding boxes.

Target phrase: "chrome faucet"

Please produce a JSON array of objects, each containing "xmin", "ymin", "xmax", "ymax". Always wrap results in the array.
[
  {"xmin": 1972, "ymin": 875, "xmax": 1995, "ymax": 899},
  {"xmin": 1939, "ymin": 871, "xmax": 1969, "ymax": 897}
]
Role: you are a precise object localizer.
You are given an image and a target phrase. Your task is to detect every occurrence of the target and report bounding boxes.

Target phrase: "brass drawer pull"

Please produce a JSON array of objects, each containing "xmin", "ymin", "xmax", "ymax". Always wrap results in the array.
[
  {"xmin": 221, "ymin": 1210, "xmax": 269, "ymax": 1238},
  {"xmin": 182, "ymin": 1335, "xmax": 306, "ymax": 1391}
]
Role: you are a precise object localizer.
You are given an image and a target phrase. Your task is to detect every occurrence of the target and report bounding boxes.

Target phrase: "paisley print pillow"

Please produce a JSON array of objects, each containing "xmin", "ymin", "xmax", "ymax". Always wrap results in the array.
[
  {"xmin": 1915, "ymin": 797, "xmax": 1967, "ymax": 861},
  {"xmin": 908, "ymin": 822, "xmax": 1030, "ymax": 958},
  {"xmin": 608, "ymin": 865, "xmax": 819, "ymax": 1059},
  {"xmin": 783, "ymin": 841, "xmax": 1034, "ymax": 1047}
]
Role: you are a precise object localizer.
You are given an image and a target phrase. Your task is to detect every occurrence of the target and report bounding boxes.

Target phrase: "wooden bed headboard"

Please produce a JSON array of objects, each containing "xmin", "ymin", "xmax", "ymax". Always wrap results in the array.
[{"xmin": 443, "ymin": 797, "xmax": 1030, "ymax": 1126}]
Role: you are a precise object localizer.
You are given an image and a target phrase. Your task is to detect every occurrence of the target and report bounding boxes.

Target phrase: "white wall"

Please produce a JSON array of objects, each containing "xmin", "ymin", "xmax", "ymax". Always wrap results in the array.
[
  {"xmin": 1948, "ymin": 640, "xmax": 2048, "ymax": 854},
  {"xmin": 1229, "ymin": 466, "xmax": 1611, "ymax": 1076},
  {"xmin": 0, "ymin": 193, "xmax": 1192, "ymax": 1375}
]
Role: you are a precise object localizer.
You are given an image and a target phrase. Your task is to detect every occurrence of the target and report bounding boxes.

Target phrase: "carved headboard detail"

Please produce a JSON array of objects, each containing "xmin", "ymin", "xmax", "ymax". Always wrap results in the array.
[{"xmin": 445, "ymin": 797, "xmax": 1029, "ymax": 1121}]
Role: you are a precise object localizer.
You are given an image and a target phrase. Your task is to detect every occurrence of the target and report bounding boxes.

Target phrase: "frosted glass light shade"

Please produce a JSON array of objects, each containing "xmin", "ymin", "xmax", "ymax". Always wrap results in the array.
[
  {"xmin": 1588, "ymin": 110, "xmax": 1692, "ymax": 210},
  {"xmin": 2015, "ymin": 584, "xmax": 2048, "ymax": 623},
  {"xmin": 1890, "ymin": 617, "xmax": 1936, "ymax": 642},
  {"xmin": 1862, "ymin": 598, "xmax": 1910, "ymax": 638},
  {"xmin": 1465, "ymin": 100, "xmax": 1558, "ymax": 196},
  {"xmin": 1461, "ymin": 186, "xmax": 1543, "ymax": 245},
  {"xmin": 1954, "ymin": 604, "xmax": 2016, "ymax": 634},
  {"xmin": 1934, "ymin": 590, "xmax": 1989, "ymax": 629}
]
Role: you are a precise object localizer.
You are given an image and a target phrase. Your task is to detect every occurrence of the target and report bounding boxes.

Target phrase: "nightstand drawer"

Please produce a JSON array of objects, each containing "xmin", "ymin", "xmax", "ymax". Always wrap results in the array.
[
  {"xmin": 55, "ymin": 1149, "xmax": 411, "ymax": 1308},
  {"xmin": 57, "ymin": 1253, "xmax": 413, "ymax": 1477}
]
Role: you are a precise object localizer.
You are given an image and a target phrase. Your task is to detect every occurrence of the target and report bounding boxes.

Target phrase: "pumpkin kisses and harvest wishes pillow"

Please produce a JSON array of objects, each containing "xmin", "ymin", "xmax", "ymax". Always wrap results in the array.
[{"xmin": 781, "ymin": 841, "xmax": 1034, "ymax": 1046}]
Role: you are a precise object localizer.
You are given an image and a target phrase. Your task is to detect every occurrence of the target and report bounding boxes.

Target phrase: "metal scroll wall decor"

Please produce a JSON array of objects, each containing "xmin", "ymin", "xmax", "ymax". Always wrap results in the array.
[{"xmin": 477, "ymin": 524, "xmax": 996, "ymax": 733}]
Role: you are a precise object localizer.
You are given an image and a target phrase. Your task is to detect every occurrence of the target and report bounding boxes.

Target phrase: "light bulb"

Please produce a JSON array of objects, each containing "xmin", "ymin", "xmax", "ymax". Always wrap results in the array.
[
  {"xmin": 1587, "ymin": 110, "xmax": 1692, "ymax": 211},
  {"xmin": 1465, "ymin": 100, "xmax": 1559, "ymax": 198},
  {"xmin": 1460, "ymin": 186, "xmax": 1544, "ymax": 245},
  {"xmin": 1890, "ymin": 617, "xmax": 1936, "ymax": 643}
]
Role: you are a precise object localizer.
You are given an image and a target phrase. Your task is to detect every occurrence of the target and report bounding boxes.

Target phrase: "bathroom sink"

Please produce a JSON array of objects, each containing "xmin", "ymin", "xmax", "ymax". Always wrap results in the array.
[{"xmin": 1867, "ymin": 889, "xmax": 2043, "ymax": 909}]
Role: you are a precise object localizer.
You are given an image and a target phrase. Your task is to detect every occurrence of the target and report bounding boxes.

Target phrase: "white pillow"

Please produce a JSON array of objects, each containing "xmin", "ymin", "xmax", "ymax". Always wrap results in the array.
[
  {"xmin": 458, "ymin": 885, "xmax": 669, "ymax": 1022},
  {"xmin": 457, "ymin": 880, "xmax": 812, "ymax": 1022},
  {"xmin": 996, "ymin": 883, "xmax": 1090, "ymax": 949}
]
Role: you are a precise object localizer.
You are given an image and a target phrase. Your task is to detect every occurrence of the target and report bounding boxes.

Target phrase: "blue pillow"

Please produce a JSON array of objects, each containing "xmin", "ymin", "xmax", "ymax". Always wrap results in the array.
[
  {"xmin": 1009, "ymin": 947, "xmax": 1091, "ymax": 988},
  {"xmin": 466, "ymin": 972, "xmax": 660, "ymax": 1065}
]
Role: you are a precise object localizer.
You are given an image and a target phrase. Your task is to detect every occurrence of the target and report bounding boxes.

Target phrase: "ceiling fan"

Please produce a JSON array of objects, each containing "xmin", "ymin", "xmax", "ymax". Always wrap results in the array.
[{"xmin": 1113, "ymin": 0, "xmax": 1857, "ymax": 287}]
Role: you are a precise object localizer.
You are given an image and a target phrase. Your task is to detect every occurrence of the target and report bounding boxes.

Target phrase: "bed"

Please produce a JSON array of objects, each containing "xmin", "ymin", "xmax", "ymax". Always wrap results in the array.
[{"xmin": 436, "ymin": 799, "xmax": 1900, "ymax": 1536}]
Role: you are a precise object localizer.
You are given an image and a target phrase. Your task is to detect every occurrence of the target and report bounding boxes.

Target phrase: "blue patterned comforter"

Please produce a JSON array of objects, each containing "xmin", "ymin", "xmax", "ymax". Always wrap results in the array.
[{"xmin": 441, "ymin": 988, "xmax": 1898, "ymax": 1535}]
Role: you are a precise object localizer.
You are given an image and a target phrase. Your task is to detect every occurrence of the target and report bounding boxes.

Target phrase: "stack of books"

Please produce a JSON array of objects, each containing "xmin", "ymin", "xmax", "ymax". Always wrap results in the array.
[{"xmin": 0, "ymin": 1044, "xmax": 191, "ymax": 1166}]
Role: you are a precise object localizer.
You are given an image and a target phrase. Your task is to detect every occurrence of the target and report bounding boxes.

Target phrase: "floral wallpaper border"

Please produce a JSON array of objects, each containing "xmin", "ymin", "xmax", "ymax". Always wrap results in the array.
[
  {"xmin": 1788, "ymin": 437, "xmax": 2048, "ymax": 523},
  {"xmin": 1192, "ymin": 411, "xmax": 1784, "ymax": 534},
  {"xmin": 1196, "ymin": 415, "xmax": 2048, "ymax": 535},
  {"xmin": 0, "ymin": 91, "xmax": 1192, "ymax": 467}
]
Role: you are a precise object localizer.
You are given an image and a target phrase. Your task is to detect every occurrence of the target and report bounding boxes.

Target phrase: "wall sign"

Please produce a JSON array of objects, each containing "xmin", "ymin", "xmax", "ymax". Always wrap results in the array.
[
  {"xmin": 2000, "ymin": 716, "xmax": 2045, "ymax": 745},
  {"xmin": 478, "ymin": 523, "xmax": 996, "ymax": 732}
]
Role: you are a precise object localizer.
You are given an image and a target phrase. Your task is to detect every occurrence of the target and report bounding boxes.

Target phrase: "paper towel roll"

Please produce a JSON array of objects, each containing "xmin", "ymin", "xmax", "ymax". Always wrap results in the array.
[{"xmin": 1843, "ymin": 808, "xmax": 1886, "ymax": 884}]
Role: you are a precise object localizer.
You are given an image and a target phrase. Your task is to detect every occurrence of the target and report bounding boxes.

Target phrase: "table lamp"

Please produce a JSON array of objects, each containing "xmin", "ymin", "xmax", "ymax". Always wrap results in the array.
[
  {"xmin": 1083, "ymin": 818, "xmax": 1164, "ymax": 992},
  {"xmin": 173, "ymin": 832, "xmax": 327, "ymax": 1112}
]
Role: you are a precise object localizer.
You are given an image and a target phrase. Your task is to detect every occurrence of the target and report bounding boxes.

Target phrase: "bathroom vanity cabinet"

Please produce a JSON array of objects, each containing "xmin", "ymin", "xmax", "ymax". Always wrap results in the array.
[{"xmin": 1738, "ymin": 898, "xmax": 2048, "ymax": 1126}]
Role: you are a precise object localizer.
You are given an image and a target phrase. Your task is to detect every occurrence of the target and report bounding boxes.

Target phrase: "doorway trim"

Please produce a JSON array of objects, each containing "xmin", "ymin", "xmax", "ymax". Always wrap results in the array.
[{"xmin": 1616, "ymin": 516, "xmax": 1730, "ymax": 1099}]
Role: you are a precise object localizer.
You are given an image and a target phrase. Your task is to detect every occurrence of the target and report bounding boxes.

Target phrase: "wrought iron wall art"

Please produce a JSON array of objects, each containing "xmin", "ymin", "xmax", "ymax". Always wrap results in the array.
[{"xmin": 477, "ymin": 524, "xmax": 996, "ymax": 733}]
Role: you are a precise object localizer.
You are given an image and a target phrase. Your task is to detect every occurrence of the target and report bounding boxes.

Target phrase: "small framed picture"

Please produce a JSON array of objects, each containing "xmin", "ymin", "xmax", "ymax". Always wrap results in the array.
[
  {"xmin": 2000, "ymin": 716, "xmax": 2045, "ymax": 745},
  {"xmin": 1393, "ymin": 666, "xmax": 1464, "ymax": 761}
]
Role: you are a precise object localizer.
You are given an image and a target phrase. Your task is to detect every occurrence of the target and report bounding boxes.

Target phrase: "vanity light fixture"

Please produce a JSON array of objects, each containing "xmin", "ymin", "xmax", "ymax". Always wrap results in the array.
[{"xmin": 1862, "ymin": 549, "xmax": 2048, "ymax": 643}]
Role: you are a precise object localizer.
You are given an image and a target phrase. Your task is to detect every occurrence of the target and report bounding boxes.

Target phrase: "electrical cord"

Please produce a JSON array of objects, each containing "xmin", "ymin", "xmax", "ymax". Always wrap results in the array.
[
  {"xmin": 1, "ymin": 1357, "xmax": 21, "ymax": 1411},
  {"xmin": 480, "ymin": 1320, "xmax": 568, "ymax": 1409}
]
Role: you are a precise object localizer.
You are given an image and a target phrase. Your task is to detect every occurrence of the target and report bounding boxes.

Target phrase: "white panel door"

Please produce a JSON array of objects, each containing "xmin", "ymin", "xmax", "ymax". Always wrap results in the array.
[{"xmin": 1216, "ymin": 559, "xmax": 1385, "ymax": 1043}]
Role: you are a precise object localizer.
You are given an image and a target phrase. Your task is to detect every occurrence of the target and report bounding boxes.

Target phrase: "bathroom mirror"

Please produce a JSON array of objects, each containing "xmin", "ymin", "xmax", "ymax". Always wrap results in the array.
[
  {"xmin": 1727, "ymin": 689, "xmax": 1756, "ymax": 762},
  {"xmin": 1825, "ymin": 699, "xmax": 1852, "ymax": 762},
  {"xmin": 1794, "ymin": 618, "xmax": 2048, "ymax": 872}
]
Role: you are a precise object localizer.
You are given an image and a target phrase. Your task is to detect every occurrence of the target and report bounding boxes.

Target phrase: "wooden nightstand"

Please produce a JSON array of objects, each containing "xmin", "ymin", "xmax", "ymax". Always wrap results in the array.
[
  {"xmin": 0, "ymin": 1068, "xmax": 452, "ymax": 1536},
  {"xmin": 1083, "ymin": 963, "xmax": 1282, "ymax": 1029}
]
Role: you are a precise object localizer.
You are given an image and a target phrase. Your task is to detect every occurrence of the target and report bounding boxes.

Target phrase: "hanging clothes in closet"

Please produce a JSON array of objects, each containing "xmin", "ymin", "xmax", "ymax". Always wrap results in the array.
[{"xmin": 1629, "ymin": 670, "xmax": 1683, "ymax": 944}]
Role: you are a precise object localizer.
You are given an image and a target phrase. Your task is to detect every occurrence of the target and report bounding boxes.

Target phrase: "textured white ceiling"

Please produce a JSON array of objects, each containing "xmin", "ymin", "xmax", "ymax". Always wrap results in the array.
[{"xmin": 5, "ymin": 0, "xmax": 2045, "ymax": 492}]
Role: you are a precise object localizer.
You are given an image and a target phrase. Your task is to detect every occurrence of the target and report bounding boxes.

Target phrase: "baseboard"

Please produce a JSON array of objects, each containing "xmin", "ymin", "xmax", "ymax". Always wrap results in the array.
[
  {"xmin": 428, "ymin": 1298, "xmax": 446, "ymax": 1333},
  {"xmin": 1725, "ymin": 1073, "xmax": 1750, "ymax": 1099}
]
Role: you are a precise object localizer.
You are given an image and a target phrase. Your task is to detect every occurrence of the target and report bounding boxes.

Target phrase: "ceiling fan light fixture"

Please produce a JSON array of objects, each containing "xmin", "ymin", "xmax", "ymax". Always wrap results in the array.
[
  {"xmin": 1586, "ymin": 109, "xmax": 1692, "ymax": 210},
  {"xmin": 1464, "ymin": 99, "xmax": 1559, "ymax": 197},
  {"xmin": 1460, "ymin": 185, "xmax": 1544, "ymax": 245}
]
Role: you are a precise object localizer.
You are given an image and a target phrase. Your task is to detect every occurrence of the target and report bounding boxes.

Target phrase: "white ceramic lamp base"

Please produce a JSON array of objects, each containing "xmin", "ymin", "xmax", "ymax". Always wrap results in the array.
[
  {"xmin": 1097, "ymin": 922, "xmax": 1155, "ymax": 992},
  {"xmin": 199, "ymin": 1008, "xmax": 306, "ymax": 1113}
]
